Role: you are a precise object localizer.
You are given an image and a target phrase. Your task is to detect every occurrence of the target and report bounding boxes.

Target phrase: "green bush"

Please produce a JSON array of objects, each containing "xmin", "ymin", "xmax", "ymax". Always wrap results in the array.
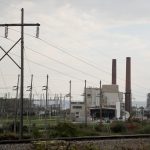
[
  {"xmin": 138, "ymin": 125, "xmax": 150, "ymax": 134},
  {"xmin": 32, "ymin": 123, "xmax": 41, "ymax": 138},
  {"xmin": 3, "ymin": 121, "xmax": 28, "ymax": 133},
  {"xmin": 110, "ymin": 121, "xmax": 127, "ymax": 133},
  {"xmin": 94, "ymin": 124, "xmax": 104, "ymax": 132},
  {"xmin": 49, "ymin": 122, "xmax": 78, "ymax": 137},
  {"xmin": 0, "ymin": 127, "xmax": 4, "ymax": 133},
  {"xmin": 125, "ymin": 122, "xmax": 141, "ymax": 133},
  {"xmin": 78, "ymin": 128, "xmax": 100, "ymax": 136}
]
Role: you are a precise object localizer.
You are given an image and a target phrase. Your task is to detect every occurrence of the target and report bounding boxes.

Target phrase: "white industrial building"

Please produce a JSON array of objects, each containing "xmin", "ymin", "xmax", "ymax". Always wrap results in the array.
[
  {"xmin": 70, "ymin": 59, "xmax": 127, "ymax": 122},
  {"xmin": 102, "ymin": 85, "xmax": 123, "ymax": 106},
  {"xmin": 71, "ymin": 84, "xmax": 124, "ymax": 122},
  {"xmin": 71, "ymin": 101, "xmax": 85, "ymax": 122}
]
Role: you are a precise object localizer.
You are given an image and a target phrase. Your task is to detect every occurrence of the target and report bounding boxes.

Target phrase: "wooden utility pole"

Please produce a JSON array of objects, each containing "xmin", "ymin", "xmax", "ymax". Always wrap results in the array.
[
  {"xmin": 0, "ymin": 8, "xmax": 40, "ymax": 139},
  {"xmin": 63, "ymin": 96, "xmax": 66, "ymax": 121},
  {"xmin": 59, "ymin": 94, "xmax": 62, "ymax": 116},
  {"xmin": 42, "ymin": 75, "xmax": 48, "ymax": 135},
  {"xmin": 46, "ymin": 75, "xmax": 48, "ymax": 124},
  {"xmin": 13, "ymin": 74, "xmax": 20, "ymax": 134},
  {"xmin": 27, "ymin": 74, "xmax": 33, "ymax": 135},
  {"xmin": 69, "ymin": 80, "xmax": 71, "ymax": 119},
  {"xmin": 99, "ymin": 80, "xmax": 102, "ymax": 124},
  {"xmin": 84, "ymin": 80, "xmax": 87, "ymax": 126}
]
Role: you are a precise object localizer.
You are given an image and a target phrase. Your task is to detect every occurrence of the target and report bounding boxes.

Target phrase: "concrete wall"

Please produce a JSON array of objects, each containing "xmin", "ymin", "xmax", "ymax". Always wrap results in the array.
[
  {"xmin": 86, "ymin": 85, "xmax": 123, "ymax": 108},
  {"xmin": 71, "ymin": 102, "xmax": 85, "ymax": 122}
]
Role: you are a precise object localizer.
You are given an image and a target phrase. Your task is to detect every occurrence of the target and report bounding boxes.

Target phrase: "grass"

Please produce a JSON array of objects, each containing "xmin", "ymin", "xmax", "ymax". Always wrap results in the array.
[
  {"xmin": 1, "ymin": 116, "xmax": 150, "ymax": 139},
  {"xmin": 0, "ymin": 116, "xmax": 70, "ymax": 128}
]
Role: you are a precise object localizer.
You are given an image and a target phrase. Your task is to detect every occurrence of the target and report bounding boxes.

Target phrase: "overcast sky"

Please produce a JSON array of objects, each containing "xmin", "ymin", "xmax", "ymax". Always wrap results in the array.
[{"xmin": 0, "ymin": 0, "xmax": 150, "ymax": 104}]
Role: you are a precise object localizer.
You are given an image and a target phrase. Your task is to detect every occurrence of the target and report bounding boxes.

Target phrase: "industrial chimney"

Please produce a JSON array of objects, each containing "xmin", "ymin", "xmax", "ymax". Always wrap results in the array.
[
  {"xmin": 125, "ymin": 57, "xmax": 132, "ymax": 114},
  {"xmin": 112, "ymin": 59, "xmax": 116, "ymax": 84}
]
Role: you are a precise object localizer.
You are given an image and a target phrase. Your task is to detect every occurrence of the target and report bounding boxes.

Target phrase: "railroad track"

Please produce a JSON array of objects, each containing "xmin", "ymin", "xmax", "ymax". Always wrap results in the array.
[{"xmin": 0, "ymin": 134, "xmax": 150, "ymax": 144}]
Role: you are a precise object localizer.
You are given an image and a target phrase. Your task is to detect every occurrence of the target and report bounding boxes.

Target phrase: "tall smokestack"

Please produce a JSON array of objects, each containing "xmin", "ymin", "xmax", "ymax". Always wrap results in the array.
[
  {"xmin": 125, "ymin": 57, "xmax": 132, "ymax": 114},
  {"xmin": 112, "ymin": 59, "xmax": 116, "ymax": 84}
]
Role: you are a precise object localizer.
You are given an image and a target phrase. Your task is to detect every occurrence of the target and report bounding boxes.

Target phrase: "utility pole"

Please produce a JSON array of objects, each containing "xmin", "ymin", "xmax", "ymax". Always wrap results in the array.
[
  {"xmin": 99, "ymin": 80, "xmax": 102, "ymax": 124},
  {"xmin": 84, "ymin": 80, "xmax": 87, "ymax": 126},
  {"xmin": 63, "ymin": 95, "xmax": 66, "ymax": 121},
  {"xmin": 0, "ymin": 8, "xmax": 40, "ymax": 139},
  {"xmin": 56, "ymin": 94, "xmax": 59, "ymax": 116},
  {"xmin": 26, "ymin": 74, "xmax": 33, "ymax": 135},
  {"xmin": 54, "ymin": 94, "xmax": 56, "ymax": 116},
  {"xmin": 13, "ymin": 74, "xmax": 20, "ymax": 134},
  {"xmin": 42, "ymin": 75, "xmax": 48, "ymax": 136},
  {"xmin": 59, "ymin": 94, "xmax": 62, "ymax": 116},
  {"xmin": 69, "ymin": 80, "xmax": 71, "ymax": 120}
]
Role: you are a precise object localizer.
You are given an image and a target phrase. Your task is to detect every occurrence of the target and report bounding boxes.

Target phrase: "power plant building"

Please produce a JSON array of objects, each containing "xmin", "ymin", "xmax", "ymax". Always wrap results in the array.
[
  {"xmin": 71, "ymin": 57, "xmax": 131, "ymax": 122},
  {"xmin": 71, "ymin": 85, "xmax": 124, "ymax": 122}
]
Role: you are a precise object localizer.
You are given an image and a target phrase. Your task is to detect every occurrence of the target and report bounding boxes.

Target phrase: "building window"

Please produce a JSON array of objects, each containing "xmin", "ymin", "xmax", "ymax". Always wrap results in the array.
[
  {"xmin": 87, "ymin": 94, "xmax": 91, "ymax": 97},
  {"xmin": 73, "ymin": 106, "xmax": 82, "ymax": 109},
  {"xmin": 76, "ymin": 112, "xmax": 79, "ymax": 114}
]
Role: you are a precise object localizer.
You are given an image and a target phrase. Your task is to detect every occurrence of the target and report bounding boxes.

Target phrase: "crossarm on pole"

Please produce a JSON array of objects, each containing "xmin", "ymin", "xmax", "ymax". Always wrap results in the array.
[{"xmin": 0, "ymin": 23, "xmax": 40, "ymax": 27}]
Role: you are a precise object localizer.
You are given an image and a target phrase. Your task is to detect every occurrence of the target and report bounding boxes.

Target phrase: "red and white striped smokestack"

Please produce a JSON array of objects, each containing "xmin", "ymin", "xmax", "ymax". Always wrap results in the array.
[
  {"xmin": 125, "ymin": 57, "xmax": 132, "ymax": 114},
  {"xmin": 112, "ymin": 59, "xmax": 116, "ymax": 84}
]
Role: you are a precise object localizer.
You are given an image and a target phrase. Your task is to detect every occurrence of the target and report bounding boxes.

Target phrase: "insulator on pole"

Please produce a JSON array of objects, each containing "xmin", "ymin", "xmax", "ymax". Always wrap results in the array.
[
  {"xmin": 36, "ymin": 26, "xmax": 39, "ymax": 38},
  {"xmin": 5, "ymin": 26, "xmax": 8, "ymax": 38}
]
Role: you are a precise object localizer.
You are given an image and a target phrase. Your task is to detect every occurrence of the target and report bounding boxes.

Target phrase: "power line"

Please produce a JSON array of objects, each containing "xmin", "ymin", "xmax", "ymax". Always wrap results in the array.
[
  {"xmin": 0, "ymin": 35, "xmax": 148, "ymax": 97},
  {"xmin": 6, "ymin": 28, "xmax": 149, "ymax": 91},
  {"xmin": 0, "ymin": 35, "xmax": 109, "ymax": 83},
  {"xmin": 0, "ymin": 33, "xmax": 147, "ymax": 98},
  {"xmin": 6, "ymin": 51, "xmax": 88, "ymax": 83},
  {"xmin": 25, "ymin": 47, "xmax": 108, "ymax": 82},
  {"xmin": 8, "ymin": 28, "xmax": 113, "ymax": 75},
  {"xmin": 0, "ymin": 2, "xmax": 149, "ymax": 92}
]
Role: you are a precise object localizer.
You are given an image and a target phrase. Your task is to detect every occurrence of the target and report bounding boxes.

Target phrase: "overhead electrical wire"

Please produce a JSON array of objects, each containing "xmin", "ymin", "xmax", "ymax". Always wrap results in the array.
[
  {"xmin": 1, "ymin": 49, "xmax": 87, "ymax": 83},
  {"xmin": 0, "ymin": 1, "xmax": 148, "ymax": 92},
  {"xmin": 0, "ymin": 35, "xmax": 148, "ymax": 98},
  {"xmin": 0, "ymin": 34, "xmax": 148, "ymax": 96},
  {"xmin": 8, "ymin": 28, "xmax": 113, "ymax": 75},
  {"xmin": 25, "ymin": 46, "xmax": 108, "ymax": 82},
  {"xmin": 7, "ymin": 28, "xmax": 149, "ymax": 91},
  {"xmin": 0, "ymin": 34, "xmax": 109, "ymax": 83},
  {"xmin": 0, "ymin": 3, "xmax": 148, "ymax": 101},
  {"xmin": 0, "ymin": 32, "xmax": 148, "ymax": 99}
]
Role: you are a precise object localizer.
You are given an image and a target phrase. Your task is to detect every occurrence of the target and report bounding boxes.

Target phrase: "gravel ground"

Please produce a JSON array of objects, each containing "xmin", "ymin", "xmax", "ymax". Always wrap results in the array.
[
  {"xmin": 0, "ymin": 143, "xmax": 33, "ymax": 150},
  {"xmin": 0, "ymin": 138, "xmax": 150, "ymax": 150}
]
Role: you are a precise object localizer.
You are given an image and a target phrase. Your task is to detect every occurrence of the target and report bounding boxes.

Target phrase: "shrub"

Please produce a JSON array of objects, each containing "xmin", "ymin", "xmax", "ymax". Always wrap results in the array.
[
  {"xmin": 94, "ymin": 124, "xmax": 104, "ymax": 132},
  {"xmin": 32, "ymin": 123, "xmax": 41, "ymax": 138},
  {"xmin": 3, "ymin": 121, "xmax": 28, "ymax": 133},
  {"xmin": 110, "ymin": 121, "xmax": 127, "ymax": 133},
  {"xmin": 49, "ymin": 122, "xmax": 78, "ymax": 137},
  {"xmin": 138, "ymin": 125, "xmax": 150, "ymax": 134},
  {"xmin": 125, "ymin": 122, "xmax": 141, "ymax": 133},
  {"xmin": 78, "ymin": 128, "xmax": 100, "ymax": 136},
  {"xmin": 0, "ymin": 126, "xmax": 4, "ymax": 133}
]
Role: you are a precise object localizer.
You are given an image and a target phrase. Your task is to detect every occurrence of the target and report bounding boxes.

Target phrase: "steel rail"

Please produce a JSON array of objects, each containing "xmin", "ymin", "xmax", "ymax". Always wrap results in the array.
[{"xmin": 0, "ymin": 134, "xmax": 150, "ymax": 145}]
